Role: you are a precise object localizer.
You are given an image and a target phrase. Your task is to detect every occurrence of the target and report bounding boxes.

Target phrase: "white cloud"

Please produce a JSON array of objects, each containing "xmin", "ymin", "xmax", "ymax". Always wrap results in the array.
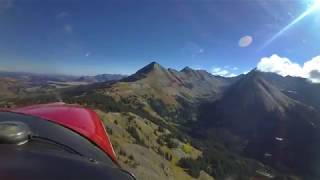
[
  {"xmin": 212, "ymin": 67, "xmax": 221, "ymax": 72},
  {"xmin": 212, "ymin": 67, "xmax": 237, "ymax": 77},
  {"xmin": 257, "ymin": 54, "xmax": 320, "ymax": 83},
  {"xmin": 257, "ymin": 54, "xmax": 303, "ymax": 77},
  {"xmin": 227, "ymin": 73, "xmax": 237, "ymax": 77},
  {"xmin": 238, "ymin": 35, "xmax": 253, "ymax": 48},
  {"xmin": 191, "ymin": 65, "xmax": 203, "ymax": 70},
  {"xmin": 242, "ymin": 70, "xmax": 250, "ymax": 75},
  {"xmin": 223, "ymin": 65, "xmax": 238, "ymax": 71}
]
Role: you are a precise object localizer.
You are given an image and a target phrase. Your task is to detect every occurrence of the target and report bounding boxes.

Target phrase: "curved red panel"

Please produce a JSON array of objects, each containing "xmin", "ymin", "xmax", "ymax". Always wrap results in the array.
[{"xmin": 7, "ymin": 103, "xmax": 117, "ymax": 164}]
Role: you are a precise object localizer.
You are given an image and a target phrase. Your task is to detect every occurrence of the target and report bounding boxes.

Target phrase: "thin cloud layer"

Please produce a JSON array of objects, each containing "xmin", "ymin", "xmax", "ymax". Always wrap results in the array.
[
  {"xmin": 257, "ymin": 54, "xmax": 320, "ymax": 83},
  {"xmin": 212, "ymin": 67, "xmax": 236, "ymax": 77}
]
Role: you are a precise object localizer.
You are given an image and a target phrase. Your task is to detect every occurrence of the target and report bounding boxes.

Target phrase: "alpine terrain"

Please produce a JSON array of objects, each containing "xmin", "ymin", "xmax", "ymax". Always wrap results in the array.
[{"xmin": 1, "ymin": 62, "xmax": 320, "ymax": 180}]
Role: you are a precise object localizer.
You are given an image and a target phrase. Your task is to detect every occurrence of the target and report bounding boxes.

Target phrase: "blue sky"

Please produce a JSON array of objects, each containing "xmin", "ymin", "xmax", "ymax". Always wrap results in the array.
[{"xmin": 0, "ymin": 0, "xmax": 319, "ymax": 76}]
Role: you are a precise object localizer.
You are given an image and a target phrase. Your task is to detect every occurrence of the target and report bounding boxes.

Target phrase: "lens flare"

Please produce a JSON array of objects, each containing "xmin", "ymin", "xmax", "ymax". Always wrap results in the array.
[{"xmin": 260, "ymin": 0, "xmax": 320, "ymax": 50}]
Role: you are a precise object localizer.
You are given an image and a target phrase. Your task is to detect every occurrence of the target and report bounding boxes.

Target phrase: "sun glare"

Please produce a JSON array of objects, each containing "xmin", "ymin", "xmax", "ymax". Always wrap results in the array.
[
  {"xmin": 260, "ymin": 0, "xmax": 320, "ymax": 50},
  {"xmin": 309, "ymin": 0, "xmax": 320, "ymax": 10}
]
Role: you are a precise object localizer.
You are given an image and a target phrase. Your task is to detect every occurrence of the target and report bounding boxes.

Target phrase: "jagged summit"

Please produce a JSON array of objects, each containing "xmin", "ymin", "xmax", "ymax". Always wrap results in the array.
[
  {"xmin": 221, "ymin": 69, "xmax": 295, "ymax": 114},
  {"xmin": 181, "ymin": 67, "xmax": 219, "ymax": 79},
  {"xmin": 122, "ymin": 62, "xmax": 167, "ymax": 82},
  {"xmin": 244, "ymin": 68, "xmax": 261, "ymax": 77},
  {"xmin": 121, "ymin": 61, "xmax": 232, "ymax": 97},
  {"xmin": 137, "ymin": 61, "xmax": 165, "ymax": 73},
  {"xmin": 181, "ymin": 66, "xmax": 194, "ymax": 73}
]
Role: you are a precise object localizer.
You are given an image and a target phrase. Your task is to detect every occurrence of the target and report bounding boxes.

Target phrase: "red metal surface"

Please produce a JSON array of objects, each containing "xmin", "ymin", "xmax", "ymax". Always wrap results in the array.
[{"xmin": 7, "ymin": 103, "xmax": 117, "ymax": 163}]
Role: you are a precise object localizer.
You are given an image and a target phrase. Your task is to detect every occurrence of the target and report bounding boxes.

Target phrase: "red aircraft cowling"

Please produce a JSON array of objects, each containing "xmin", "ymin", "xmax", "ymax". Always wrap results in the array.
[{"xmin": 7, "ymin": 103, "xmax": 117, "ymax": 164}]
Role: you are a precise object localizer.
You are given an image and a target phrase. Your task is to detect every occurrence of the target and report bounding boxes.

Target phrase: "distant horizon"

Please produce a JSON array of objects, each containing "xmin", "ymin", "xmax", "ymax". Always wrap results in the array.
[
  {"xmin": 0, "ymin": 60, "xmax": 253, "ymax": 77},
  {"xmin": 0, "ymin": 60, "xmax": 310, "ymax": 81},
  {"xmin": 0, "ymin": 67, "xmax": 129, "ymax": 77}
]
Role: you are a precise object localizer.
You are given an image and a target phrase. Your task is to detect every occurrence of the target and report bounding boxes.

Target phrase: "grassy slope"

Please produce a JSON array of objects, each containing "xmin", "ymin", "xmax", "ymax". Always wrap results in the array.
[{"xmin": 97, "ymin": 110, "xmax": 214, "ymax": 180}]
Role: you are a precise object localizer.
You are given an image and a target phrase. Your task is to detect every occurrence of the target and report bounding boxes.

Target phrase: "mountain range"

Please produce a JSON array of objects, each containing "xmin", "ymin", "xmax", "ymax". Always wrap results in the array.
[
  {"xmin": 1, "ymin": 62, "xmax": 320, "ymax": 180},
  {"xmin": 0, "ymin": 71, "xmax": 126, "ymax": 84},
  {"xmin": 198, "ymin": 69, "xmax": 320, "ymax": 178}
]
